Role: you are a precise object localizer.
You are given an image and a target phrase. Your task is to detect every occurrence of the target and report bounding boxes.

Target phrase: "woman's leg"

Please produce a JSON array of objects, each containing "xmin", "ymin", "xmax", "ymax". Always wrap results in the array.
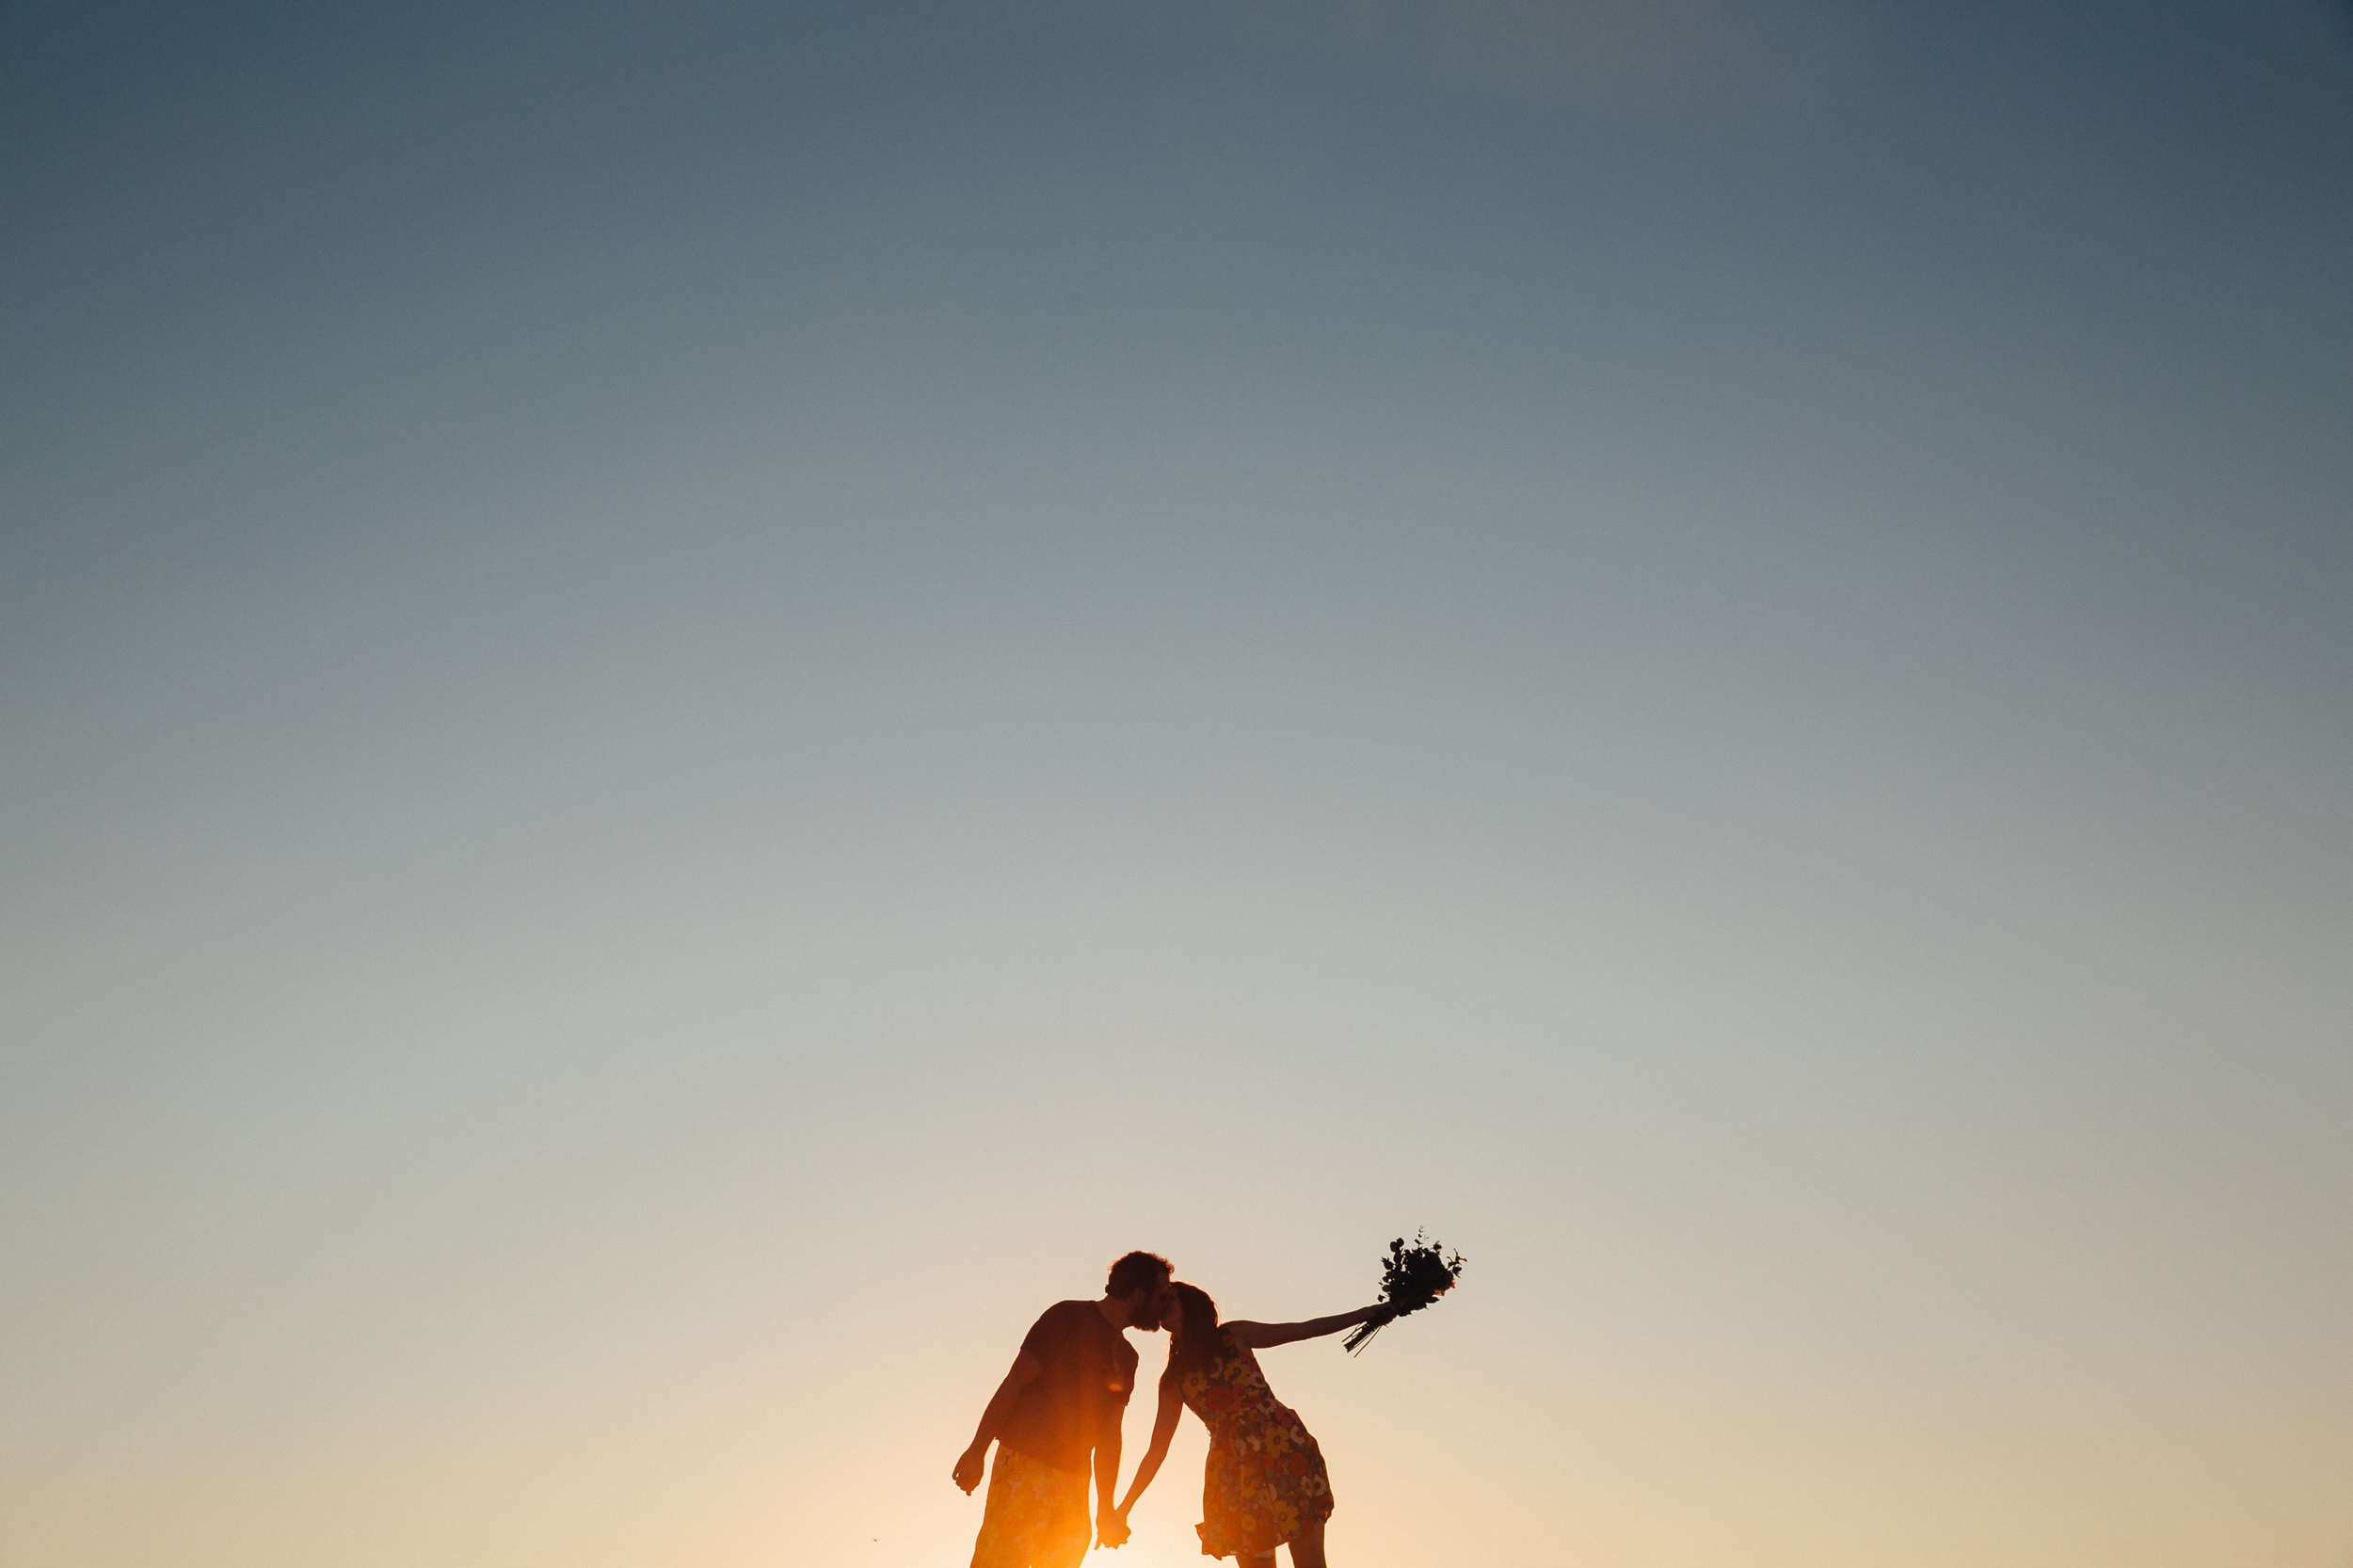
[{"xmin": 1284, "ymin": 1517, "xmax": 1328, "ymax": 1568}]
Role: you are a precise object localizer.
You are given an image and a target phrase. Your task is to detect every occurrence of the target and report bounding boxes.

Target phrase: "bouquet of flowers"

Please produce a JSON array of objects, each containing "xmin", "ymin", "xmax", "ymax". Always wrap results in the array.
[{"xmin": 1342, "ymin": 1231, "xmax": 1466, "ymax": 1353}]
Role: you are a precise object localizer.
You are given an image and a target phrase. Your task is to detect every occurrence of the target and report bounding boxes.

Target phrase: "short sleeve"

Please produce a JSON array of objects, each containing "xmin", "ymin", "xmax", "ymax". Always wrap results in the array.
[{"xmin": 1019, "ymin": 1302, "xmax": 1074, "ymax": 1362}]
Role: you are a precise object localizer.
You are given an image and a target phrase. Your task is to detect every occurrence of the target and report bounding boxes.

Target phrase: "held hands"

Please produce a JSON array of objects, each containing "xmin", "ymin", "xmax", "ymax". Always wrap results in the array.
[
  {"xmin": 952, "ymin": 1446, "xmax": 987, "ymax": 1495},
  {"xmin": 1096, "ymin": 1507, "xmax": 1132, "ymax": 1549}
]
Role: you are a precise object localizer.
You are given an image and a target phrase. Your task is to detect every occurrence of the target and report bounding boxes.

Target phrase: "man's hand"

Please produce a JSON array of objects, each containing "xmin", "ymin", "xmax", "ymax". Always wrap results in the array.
[
  {"xmin": 959, "ymin": 1351, "xmax": 1041, "ymax": 1496},
  {"xmin": 1096, "ymin": 1509, "xmax": 1131, "ymax": 1548}
]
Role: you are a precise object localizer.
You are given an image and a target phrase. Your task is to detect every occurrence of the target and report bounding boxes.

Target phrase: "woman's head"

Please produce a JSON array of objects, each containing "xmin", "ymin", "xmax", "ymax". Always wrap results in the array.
[{"xmin": 1164, "ymin": 1282, "xmax": 1223, "ymax": 1368}]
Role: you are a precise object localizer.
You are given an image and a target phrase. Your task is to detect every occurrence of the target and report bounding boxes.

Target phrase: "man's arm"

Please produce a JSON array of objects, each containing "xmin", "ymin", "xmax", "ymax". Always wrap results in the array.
[
  {"xmin": 952, "ymin": 1350, "xmax": 1043, "ymax": 1494},
  {"xmin": 1093, "ymin": 1418, "xmax": 1126, "ymax": 1545}
]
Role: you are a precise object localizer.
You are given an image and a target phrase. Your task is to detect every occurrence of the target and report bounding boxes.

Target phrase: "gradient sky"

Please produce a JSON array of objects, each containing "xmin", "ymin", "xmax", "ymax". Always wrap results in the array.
[{"xmin": 4, "ymin": 4, "xmax": 2350, "ymax": 1566}]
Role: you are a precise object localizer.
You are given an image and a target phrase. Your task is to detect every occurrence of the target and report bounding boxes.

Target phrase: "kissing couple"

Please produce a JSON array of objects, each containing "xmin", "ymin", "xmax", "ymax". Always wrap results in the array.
[{"xmin": 953, "ymin": 1250, "xmax": 1395, "ymax": 1568}]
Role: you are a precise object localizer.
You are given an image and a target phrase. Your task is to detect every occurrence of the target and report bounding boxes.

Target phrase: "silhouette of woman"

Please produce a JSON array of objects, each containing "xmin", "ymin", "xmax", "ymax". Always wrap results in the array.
[{"xmin": 1111, "ymin": 1283, "xmax": 1391, "ymax": 1568}]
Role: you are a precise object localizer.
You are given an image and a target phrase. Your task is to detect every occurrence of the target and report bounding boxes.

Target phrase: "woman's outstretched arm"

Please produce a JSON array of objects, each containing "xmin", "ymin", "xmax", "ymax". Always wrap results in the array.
[
  {"xmin": 1113, "ymin": 1381, "xmax": 1186, "ymax": 1522},
  {"xmin": 1225, "ymin": 1304, "xmax": 1393, "ymax": 1350}
]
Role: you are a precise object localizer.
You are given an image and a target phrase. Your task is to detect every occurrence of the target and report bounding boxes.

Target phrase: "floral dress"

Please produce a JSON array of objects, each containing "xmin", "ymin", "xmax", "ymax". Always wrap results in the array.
[{"xmin": 1169, "ymin": 1332, "xmax": 1335, "ymax": 1559}]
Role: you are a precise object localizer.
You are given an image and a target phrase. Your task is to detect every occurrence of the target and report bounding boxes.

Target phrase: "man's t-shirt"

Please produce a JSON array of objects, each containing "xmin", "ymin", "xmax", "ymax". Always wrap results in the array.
[{"xmin": 998, "ymin": 1300, "xmax": 1139, "ymax": 1475}]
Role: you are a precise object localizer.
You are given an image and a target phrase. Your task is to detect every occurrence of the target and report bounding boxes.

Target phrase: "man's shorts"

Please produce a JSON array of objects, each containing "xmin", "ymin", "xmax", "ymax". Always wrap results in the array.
[{"xmin": 971, "ymin": 1445, "xmax": 1092, "ymax": 1568}]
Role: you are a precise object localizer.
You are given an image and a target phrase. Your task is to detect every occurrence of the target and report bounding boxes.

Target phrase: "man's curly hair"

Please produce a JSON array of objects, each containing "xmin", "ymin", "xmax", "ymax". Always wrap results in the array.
[{"xmin": 1106, "ymin": 1250, "xmax": 1172, "ymax": 1298}]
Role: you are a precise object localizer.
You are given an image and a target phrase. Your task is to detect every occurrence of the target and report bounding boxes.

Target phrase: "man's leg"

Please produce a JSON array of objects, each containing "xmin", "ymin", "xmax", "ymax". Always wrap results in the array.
[
  {"xmin": 1030, "ymin": 1527, "xmax": 1090, "ymax": 1568},
  {"xmin": 968, "ymin": 1448, "xmax": 1023, "ymax": 1568},
  {"xmin": 1028, "ymin": 1477, "xmax": 1091, "ymax": 1568},
  {"xmin": 971, "ymin": 1447, "xmax": 1091, "ymax": 1568}
]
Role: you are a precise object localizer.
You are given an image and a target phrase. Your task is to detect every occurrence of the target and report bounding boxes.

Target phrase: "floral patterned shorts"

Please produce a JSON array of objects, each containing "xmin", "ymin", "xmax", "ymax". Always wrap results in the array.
[{"xmin": 971, "ymin": 1445, "xmax": 1092, "ymax": 1568}]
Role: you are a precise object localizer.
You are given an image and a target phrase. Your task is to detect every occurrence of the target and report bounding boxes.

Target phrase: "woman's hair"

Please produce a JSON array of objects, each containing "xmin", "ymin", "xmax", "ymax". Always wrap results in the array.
[{"xmin": 1164, "ymin": 1282, "xmax": 1228, "ymax": 1377}]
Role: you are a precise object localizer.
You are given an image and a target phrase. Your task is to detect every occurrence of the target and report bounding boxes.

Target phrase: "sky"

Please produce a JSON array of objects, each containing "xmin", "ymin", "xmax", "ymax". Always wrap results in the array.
[{"xmin": 2, "ymin": 3, "xmax": 2350, "ymax": 1565}]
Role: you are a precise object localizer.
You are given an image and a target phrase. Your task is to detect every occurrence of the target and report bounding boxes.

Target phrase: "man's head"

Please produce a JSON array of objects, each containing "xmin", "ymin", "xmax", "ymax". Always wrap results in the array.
[{"xmin": 1105, "ymin": 1250, "xmax": 1174, "ymax": 1329}]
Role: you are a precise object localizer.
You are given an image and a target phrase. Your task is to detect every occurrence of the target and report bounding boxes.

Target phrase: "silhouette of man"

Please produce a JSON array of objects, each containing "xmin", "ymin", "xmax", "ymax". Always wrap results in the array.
[{"xmin": 954, "ymin": 1250, "xmax": 1174, "ymax": 1567}]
